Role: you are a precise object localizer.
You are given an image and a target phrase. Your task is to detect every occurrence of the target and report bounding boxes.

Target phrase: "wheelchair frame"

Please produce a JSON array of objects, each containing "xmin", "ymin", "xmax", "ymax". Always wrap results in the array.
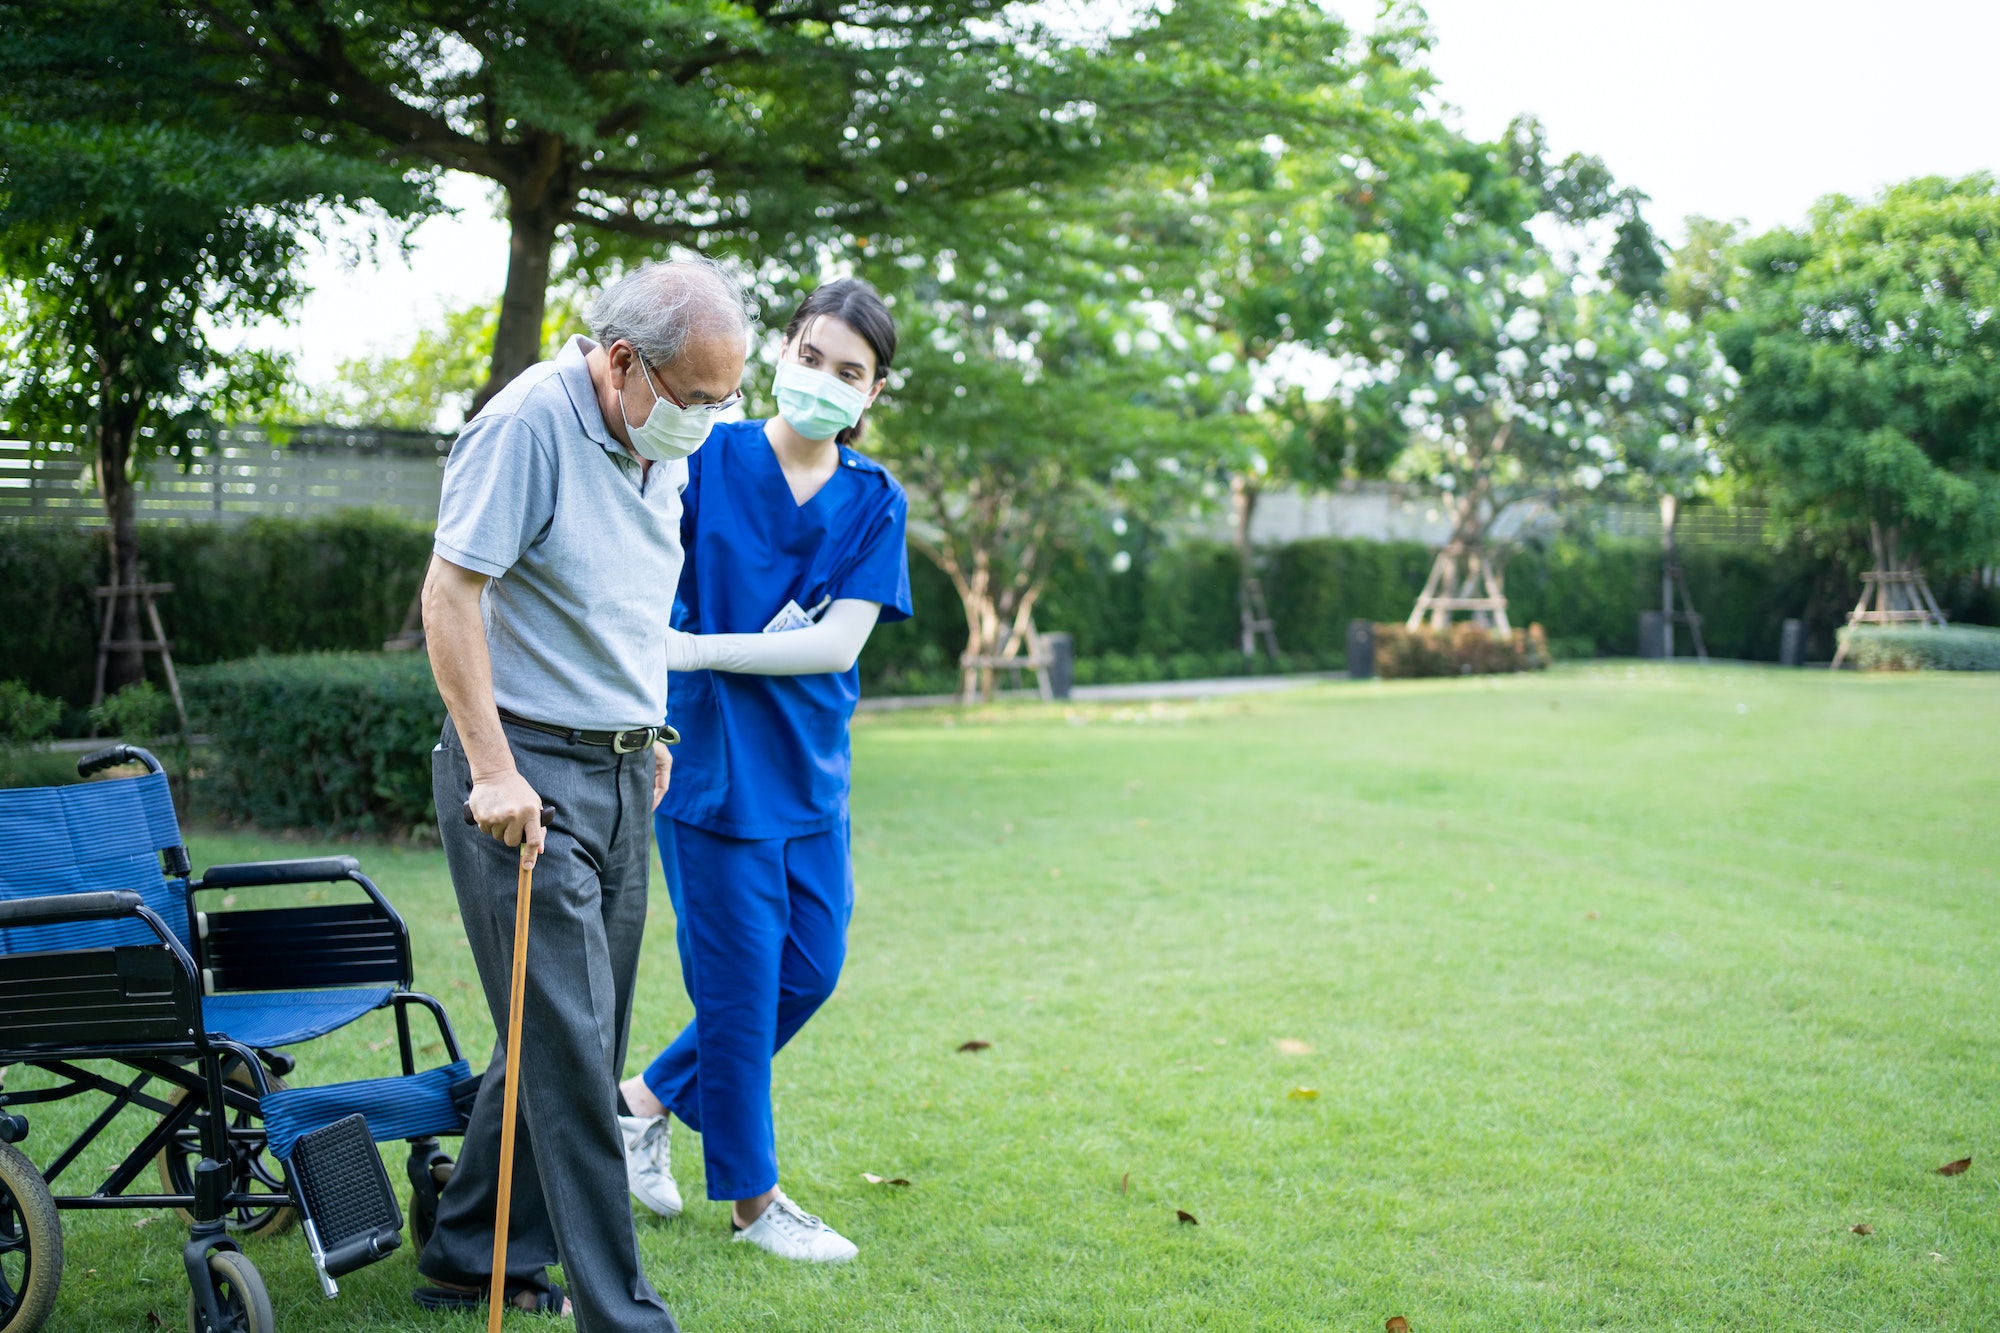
[{"xmin": 0, "ymin": 746, "xmax": 470, "ymax": 1332}]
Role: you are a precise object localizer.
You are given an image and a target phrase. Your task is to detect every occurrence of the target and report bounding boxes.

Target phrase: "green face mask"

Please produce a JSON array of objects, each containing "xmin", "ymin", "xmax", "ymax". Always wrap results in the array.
[{"xmin": 774, "ymin": 360, "xmax": 871, "ymax": 440}]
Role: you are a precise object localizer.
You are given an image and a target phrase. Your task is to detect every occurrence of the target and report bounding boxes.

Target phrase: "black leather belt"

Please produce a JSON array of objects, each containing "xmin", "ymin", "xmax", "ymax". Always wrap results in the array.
[{"xmin": 498, "ymin": 709, "xmax": 678, "ymax": 754}]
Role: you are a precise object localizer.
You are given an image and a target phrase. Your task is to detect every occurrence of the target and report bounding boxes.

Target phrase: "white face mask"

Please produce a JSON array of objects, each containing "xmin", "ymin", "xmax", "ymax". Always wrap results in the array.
[
  {"xmin": 774, "ymin": 360, "xmax": 873, "ymax": 441},
  {"xmin": 619, "ymin": 353, "xmax": 716, "ymax": 462}
]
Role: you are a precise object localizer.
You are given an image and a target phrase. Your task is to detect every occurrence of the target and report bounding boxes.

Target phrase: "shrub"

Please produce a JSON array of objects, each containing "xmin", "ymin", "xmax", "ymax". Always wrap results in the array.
[
  {"xmin": 185, "ymin": 652, "xmax": 445, "ymax": 834},
  {"xmin": 1374, "ymin": 623, "xmax": 1551, "ymax": 679},
  {"xmin": 1838, "ymin": 624, "xmax": 2000, "ymax": 671},
  {"xmin": 90, "ymin": 681, "xmax": 175, "ymax": 740},
  {"xmin": 0, "ymin": 680, "xmax": 62, "ymax": 746}
]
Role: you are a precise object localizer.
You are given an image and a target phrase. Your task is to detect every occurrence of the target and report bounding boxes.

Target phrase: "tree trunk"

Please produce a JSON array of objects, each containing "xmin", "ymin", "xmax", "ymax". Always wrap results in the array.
[
  {"xmin": 94, "ymin": 408, "xmax": 145, "ymax": 693},
  {"xmin": 472, "ymin": 181, "xmax": 564, "ymax": 414},
  {"xmin": 1229, "ymin": 472, "xmax": 1262, "ymax": 657},
  {"xmin": 1660, "ymin": 492, "xmax": 1679, "ymax": 658}
]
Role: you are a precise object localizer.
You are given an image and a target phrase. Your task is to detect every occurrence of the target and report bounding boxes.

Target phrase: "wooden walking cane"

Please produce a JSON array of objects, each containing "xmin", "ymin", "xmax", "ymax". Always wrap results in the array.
[{"xmin": 465, "ymin": 801, "xmax": 556, "ymax": 1332}]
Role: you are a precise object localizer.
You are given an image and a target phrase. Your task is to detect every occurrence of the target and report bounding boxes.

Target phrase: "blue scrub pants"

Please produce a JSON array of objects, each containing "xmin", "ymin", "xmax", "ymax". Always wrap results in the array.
[{"xmin": 642, "ymin": 812, "xmax": 853, "ymax": 1200}]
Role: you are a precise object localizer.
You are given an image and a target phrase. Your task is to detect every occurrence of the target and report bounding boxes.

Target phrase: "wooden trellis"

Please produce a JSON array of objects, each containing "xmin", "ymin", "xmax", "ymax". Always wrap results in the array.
[
  {"xmin": 1407, "ymin": 542, "xmax": 1511, "ymax": 634},
  {"xmin": 960, "ymin": 614, "xmax": 1056, "ymax": 702},
  {"xmin": 92, "ymin": 574, "xmax": 189, "ymax": 733},
  {"xmin": 1829, "ymin": 521, "xmax": 1947, "ymax": 669}
]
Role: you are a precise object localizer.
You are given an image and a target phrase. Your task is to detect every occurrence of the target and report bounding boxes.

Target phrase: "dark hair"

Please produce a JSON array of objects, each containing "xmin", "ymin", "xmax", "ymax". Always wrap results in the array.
[{"xmin": 781, "ymin": 279, "xmax": 896, "ymax": 446}]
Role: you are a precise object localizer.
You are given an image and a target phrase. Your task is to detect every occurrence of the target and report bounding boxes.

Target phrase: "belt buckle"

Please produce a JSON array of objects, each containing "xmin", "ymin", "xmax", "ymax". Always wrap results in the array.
[{"xmin": 611, "ymin": 727, "xmax": 653, "ymax": 755}]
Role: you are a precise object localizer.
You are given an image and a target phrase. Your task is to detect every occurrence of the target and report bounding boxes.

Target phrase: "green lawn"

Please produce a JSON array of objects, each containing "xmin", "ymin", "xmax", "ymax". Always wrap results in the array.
[{"xmin": 17, "ymin": 665, "xmax": 2000, "ymax": 1331}]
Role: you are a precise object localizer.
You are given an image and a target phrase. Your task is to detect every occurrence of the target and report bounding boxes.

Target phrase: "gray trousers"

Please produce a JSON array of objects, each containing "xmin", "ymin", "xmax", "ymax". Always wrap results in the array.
[{"xmin": 421, "ymin": 717, "xmax": 678, "ymax": 1333}]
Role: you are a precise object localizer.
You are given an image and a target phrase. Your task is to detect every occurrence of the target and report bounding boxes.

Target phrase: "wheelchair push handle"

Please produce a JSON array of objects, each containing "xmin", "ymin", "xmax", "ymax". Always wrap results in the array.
[{"xmin": 77, "ymin": 744, "xmax": 165, "ymax": 778}]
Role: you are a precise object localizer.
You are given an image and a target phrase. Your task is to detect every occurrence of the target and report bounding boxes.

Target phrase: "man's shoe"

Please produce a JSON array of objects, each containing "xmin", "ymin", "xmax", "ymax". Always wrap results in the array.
[
  {"xmin": 618, "ymin": 1114, "xmax": 683, "ymax": 1218},
  {"xmin": 732, "ymin": 1192, "xmax": 858, "ymax": 1263}
]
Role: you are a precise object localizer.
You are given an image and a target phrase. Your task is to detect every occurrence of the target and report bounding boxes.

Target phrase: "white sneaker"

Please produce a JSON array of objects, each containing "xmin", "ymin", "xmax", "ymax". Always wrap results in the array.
[
  {"xmin": 618, "ymin": 1114, "xmax": 683, "ymax": 1218},
  {"xmin": 732, "ymin": 1191, "xmax": 858, "ymax": 1263}
]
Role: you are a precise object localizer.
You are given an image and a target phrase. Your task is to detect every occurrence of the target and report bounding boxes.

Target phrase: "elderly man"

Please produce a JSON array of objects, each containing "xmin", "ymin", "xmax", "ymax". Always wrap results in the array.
[{"xmin": 414, "ymin": 259, "xmax": 746, "ymax": 1330}]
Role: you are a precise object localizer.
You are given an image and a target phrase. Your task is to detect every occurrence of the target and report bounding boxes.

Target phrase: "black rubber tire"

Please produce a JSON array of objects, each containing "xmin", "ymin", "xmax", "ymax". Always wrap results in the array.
[
  {"xmin": 0, "ymin": 1141, "xmax": 63, "ymax": 1333},
  {"xmin": 406, "ymin": 1147, "xmax": 453, "ymax": 1254},
  {"xmin": 185, "ymin": 1249, "xmax": 272, "ymax": 1333},
  {"xmin": 157, "ymin": 1064, "xmax": 296, "ymax": 1239}
]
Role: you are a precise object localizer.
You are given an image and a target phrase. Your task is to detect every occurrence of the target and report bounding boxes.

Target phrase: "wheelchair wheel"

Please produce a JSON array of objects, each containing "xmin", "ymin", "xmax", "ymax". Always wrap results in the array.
[
  {"xmin": 0, "ymin": 1140, "xmax": 62, "ymax": 1333},
  {"xmin": 185, "ymin": 1250, "xmax": 271, "ymax": 1333},
  {"xmin": 157, "ymin": 1065, "xmax": 295, "ymax": 1239},
  {"xmin": 405, "ymin": 1141, "xmax": 455, "ymax": 1254}
]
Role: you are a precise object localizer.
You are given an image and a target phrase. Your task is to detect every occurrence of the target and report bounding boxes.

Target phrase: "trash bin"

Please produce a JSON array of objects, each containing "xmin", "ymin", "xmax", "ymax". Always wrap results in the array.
[
  {"xmin": 1779, "ymin": 618, "xmax": 1805, "ymax": 667},
  {"xmin": 1346, "ymin": 620, "xmax": 1376, "ymax": 680},
  {"xmin": 1637, "ymin": 610, "xmax": 1667, "ymax": 659},
  {"xmin": 1043, "ymin": 632, "xmax": 1074, "ymax": 700}
]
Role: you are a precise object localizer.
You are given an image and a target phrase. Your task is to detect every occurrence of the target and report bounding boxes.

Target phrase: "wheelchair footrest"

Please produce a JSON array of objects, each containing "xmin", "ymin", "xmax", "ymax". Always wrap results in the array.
[{"xmin": 290, "ymin": 1113, "xmax": 402, "ymax": 1295}]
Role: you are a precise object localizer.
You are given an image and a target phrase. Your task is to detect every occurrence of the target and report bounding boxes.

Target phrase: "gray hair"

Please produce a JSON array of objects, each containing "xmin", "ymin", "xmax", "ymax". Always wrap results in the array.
[{"xmin": 584, "ymin": 257, "xmax": 748, "ymax": 365}]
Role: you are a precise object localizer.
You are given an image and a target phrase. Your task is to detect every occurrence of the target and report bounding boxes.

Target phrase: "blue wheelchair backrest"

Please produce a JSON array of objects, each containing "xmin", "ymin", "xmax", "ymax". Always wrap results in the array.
[{"xmin": 0, "ymin": 771, "xmax": 190, "ymax": 956}]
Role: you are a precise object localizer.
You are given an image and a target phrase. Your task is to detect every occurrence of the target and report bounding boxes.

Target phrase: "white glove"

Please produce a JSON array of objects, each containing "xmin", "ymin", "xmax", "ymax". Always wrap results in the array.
[{"xmin": 666, "ymin": 599, "xmax": 883, "ymax": 676}]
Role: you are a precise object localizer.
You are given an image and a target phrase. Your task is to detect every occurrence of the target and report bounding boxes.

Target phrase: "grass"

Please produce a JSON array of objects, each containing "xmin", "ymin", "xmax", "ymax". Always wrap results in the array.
[{"xmin": 16, "ymin": 663, "xmax": 2000, "ymax": 1331}]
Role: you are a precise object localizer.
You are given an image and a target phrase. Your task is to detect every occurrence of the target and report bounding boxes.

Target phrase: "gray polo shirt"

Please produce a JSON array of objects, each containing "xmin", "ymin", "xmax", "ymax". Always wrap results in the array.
[{"xmin": 434, "ymin": 335, "xmax": 684, "ymax": 731}]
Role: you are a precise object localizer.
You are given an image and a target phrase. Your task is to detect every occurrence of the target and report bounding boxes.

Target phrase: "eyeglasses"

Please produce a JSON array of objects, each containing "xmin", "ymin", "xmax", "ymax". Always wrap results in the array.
[{"xmin": 638, "ymin": 352, "xmax": 743, "ymax": 416}]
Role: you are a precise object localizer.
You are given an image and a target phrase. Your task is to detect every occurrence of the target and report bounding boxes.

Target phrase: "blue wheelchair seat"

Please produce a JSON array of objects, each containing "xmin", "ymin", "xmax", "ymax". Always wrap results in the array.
[{"xmin": 202, "ymin": 989, "xmax": 398, "ymax": 1048}]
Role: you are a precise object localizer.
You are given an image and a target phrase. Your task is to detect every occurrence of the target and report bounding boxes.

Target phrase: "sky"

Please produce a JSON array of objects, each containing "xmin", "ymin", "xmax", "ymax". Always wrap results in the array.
[{"xmin": 272, "ymin": 0, "xmax": 2000, "ymax": 389}]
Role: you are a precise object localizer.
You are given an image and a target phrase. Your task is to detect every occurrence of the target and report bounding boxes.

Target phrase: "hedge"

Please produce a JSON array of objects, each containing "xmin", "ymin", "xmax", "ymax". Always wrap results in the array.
[
  {"xmin": 10, "ymin": 514, "xmax": 2000, "ymax": 712},
  {"xmin": 184, "ymin": 652, "xmax": 444, "ymax": 834},
  {"xmin": 0, "ymin": 512, "xmax": 431, "ymax": 710},
  {"xmin": 1838, "ymin": 624, "xmax": 2000, "ymax": 671}
]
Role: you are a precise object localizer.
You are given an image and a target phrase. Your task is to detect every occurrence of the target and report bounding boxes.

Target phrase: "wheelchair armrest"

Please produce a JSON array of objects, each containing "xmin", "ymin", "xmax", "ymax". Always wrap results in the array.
[
  {"xmin": 198, "ymin": 857, "xmax": 362, "ymax": 888},
  {"xmin": 0, "ymin": 890, "xmax": 196, "ymax": 974},
  {"xmin": 0, "ymin": 889, "xmax": 145, "ymax": 928}
]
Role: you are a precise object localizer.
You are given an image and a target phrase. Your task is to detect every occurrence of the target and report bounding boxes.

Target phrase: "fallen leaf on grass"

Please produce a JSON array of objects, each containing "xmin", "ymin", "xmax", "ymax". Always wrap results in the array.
[
  {"xmin": 1287, "ymin": 1087, "xmax": 1319, "ymax": 1101},
  {"xmin": 1851, "ymin": 1224, "xmax": 1874, "ymax": 1235},
  {"xmin": 451, "ymin": 979, "xmax": 471, "ymax": 991},
  {"xmin": 133, "ymin": 1215, "xmax": 154, "ymax": 1229},
  {"xmin": 1938, "ymin": 1157, "xmax": 1972, "ymax": 1176},
  {"xmin": 146, "ymin": 1313, "xmax": 163, "ymax": 1328},
  {"xmin": 1585, "ymin": 911, "xmax": 1599, "ymax": 920},
  {"xmin": 1386, "ymin": 1319, "xmax": 1410, "ymax": 1333},
  {"xmin": 1176, "ymin": 1209, "xmax": 1198, "ymax": 1225},
  {"xmin": 1121, "ymin": 1172, "xmax": 1129, "ymax": 1196},
  {"xmin": 957, "ymin": 1039, "xmax": 992, "ymax": 1053},
  {"xmin": 1274, "ymin": 1038, "xmax": 1314, "ymax": 1056},
  {"xmin": 860, "ymin": 1173, "xmax": 911, "ymax": 1186},
  {"xmin": 368, "ymin": 1038, "xmax": 394, "ymax": 1053}
]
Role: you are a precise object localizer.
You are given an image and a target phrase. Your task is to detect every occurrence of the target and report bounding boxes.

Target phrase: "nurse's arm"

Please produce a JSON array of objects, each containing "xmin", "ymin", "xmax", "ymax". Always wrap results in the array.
[
  {"xmin": 421, "ymin": 554, "xmax": 549, "ymax": 863},
  {"xmin": 666, "ymin": 598, "xmax": 883, "ymax": 676}
]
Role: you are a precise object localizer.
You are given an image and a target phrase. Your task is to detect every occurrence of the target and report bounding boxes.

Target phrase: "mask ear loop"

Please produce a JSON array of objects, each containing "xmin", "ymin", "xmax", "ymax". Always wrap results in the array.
[{"xmin": 617, "ymin": 346, "xmax": 656, "ymax": 436}]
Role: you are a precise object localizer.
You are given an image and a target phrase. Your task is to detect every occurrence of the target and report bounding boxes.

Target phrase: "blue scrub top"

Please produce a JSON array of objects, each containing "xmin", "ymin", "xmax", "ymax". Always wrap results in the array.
[{"xmin": 659, "ymin": 420, "xmax": 913, "ymax": 840}]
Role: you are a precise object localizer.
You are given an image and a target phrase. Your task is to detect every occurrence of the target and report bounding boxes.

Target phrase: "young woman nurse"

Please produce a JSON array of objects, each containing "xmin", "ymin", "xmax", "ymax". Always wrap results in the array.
[{"xmin": 615, "ymin": 279, "xmax": 911, "ymax": 1263}]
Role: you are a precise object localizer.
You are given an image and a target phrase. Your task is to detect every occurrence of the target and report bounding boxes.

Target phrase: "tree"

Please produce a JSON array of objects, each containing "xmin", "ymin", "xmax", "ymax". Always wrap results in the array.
[
  {"xmin": 833, "ymin": 0, "xmax": 1432, "ymax": 691},
  {"xmin": 1715, "ymin": 175, "xmax": 2000, "ymax": 582},
  {"xmin": 1304, "ymin": 119, "xmax": 1642, "ymax": 632},
  {"xmin": 27, "ymin": 0, "xmax": 1368, "ymax": 409},
  {"xmin": 0, "ymin": 115, "xmax": 426, "ymax": 690},
  {"xmin": 872, "ymin": 258, "xmax": 1232, "ymax": 699},
  {"xmin": 1093, "ymin": 24, "xmax": 1494, "ymax": 656}
]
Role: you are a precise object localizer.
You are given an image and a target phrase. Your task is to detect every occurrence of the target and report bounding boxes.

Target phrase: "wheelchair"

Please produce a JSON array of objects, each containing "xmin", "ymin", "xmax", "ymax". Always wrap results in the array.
[{"xmin": 0, "ymin": 746, "xmax": 478, "ymax": 1332}]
